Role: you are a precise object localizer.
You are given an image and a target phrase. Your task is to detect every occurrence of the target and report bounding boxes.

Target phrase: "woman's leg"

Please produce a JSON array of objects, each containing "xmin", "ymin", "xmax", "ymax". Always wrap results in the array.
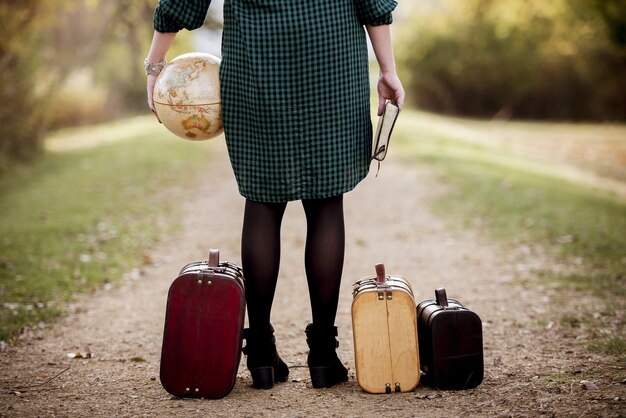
[
  {"xmin": 241, "ymin": 198, "xmax": 289, "ymax": 389},
  {"xmin": 241, "ymin": 199, "xmax": 287, "ymax": 330},
  {"xmin": 302, "ymin": 195, "xmax": 348, "ymax": 388},
  {"xmin": 302, "ymin": 194, "xmax": 345, "ymax": 326}
]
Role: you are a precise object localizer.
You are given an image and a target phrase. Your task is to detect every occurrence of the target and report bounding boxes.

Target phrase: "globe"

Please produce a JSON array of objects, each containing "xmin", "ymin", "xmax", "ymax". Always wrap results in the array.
[{"xmin": 153, "ymin": 52, "xmax": 223, "ymax": 141}]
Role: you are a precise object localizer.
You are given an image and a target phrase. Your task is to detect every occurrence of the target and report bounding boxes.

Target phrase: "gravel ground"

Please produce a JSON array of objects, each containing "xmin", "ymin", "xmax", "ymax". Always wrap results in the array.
[{"xmin": 1, "ymin": 140, "xmax": 624, "ymax": 417}]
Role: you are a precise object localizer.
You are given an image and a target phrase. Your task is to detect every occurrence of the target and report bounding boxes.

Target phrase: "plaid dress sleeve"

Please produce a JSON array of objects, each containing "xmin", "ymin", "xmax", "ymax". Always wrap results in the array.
[
  {"xmin": 153, "ymin": 0, "xmax": 211, "ymax": 32},
  {"xmin": 353, "ymin": 0, "xmax": 397, "ymax": 25}
]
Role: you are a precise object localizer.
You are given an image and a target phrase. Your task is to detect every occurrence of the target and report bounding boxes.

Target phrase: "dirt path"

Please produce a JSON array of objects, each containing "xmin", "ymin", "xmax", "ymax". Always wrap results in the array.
[{"xmin": 1, "ymin": 141, "xmax": 624, "ymax": 417}]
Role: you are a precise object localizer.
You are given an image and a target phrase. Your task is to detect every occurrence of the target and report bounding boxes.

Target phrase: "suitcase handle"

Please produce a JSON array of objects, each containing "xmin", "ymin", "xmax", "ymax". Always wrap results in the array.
[
  {"xmin": 375, "ymin": 263, "xmax": 386, "ymax": 284},
  {"xmin": 208, "ymin": 249, "xmax": 220, "ymax": 267},
  {"xmin": 435, "ymin": 287, "xmax": 449, "ymax": 307}
]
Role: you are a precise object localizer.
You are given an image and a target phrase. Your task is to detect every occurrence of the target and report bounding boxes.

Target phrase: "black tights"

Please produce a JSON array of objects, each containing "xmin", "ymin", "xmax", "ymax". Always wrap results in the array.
[{"xmin": 241, "ymin": 195, "xmax": 345, "ymax": 330}]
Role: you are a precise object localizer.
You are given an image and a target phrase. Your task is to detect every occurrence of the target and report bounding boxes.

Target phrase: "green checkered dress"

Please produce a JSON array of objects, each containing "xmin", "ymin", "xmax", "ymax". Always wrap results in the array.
[{"xmin": 155, "ymin": 0, "xmax": 397, "ymax": 203}]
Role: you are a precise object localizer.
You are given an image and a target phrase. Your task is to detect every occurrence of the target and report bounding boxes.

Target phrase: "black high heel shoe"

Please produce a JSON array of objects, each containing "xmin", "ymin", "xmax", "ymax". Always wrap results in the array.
[
  {"xmin": 305, "ymin": 323, "xmax": 348, "ymax": 388},
  {"xmin": 242, "ymin": 325, "xmax": 289, "ymax": 389}
]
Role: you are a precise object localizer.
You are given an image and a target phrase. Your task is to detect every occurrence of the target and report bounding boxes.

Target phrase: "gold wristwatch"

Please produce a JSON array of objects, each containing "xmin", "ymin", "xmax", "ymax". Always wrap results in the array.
[{"xmin": 144, "ymin": 58, "xmax": 167, "ymax": 76}]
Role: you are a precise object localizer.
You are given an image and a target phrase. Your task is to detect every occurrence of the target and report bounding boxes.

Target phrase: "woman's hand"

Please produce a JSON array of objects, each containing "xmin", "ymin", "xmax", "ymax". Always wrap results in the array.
[
  {"xmin": 377, "ymin": 71, "xmax": 405, "ymax": 116},
  {"xmin": 365, "ymin": 24, "xmax": 405, "ymax": 116},
  {"xmin": 145, "ymin": 31, "xmax": 177, "ymax": 124},
  {"xmin": 146, "ymin": 74, "xmax": 162, "ymax": 123}
]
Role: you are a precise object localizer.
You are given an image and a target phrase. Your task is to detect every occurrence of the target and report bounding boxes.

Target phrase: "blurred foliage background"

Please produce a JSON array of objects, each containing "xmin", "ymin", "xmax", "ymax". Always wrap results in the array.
[
  {"xmin": 1, "ymin": 0, "xmax": 152, "ymax": 168},
  {"xmin": 0, "ymin": 0, "xmax": 624, "ymax": 169},
  {"xmin": 397, "ymin": 0, "xmax": 626, "ymax": 121}
]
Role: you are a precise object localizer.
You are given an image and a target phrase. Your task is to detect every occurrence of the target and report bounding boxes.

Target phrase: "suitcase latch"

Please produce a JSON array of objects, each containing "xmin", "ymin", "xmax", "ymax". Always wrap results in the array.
[
  {"xmin": 377, "ymin": 283, "xmax": 391, "ymax": 300},
  {"xmin": 377, "ymin": 289, "xmax": 393, "ymax": 300},
  {"xmin": 196, "ymin": 275, "xmax": 213, "ymax": 285}
]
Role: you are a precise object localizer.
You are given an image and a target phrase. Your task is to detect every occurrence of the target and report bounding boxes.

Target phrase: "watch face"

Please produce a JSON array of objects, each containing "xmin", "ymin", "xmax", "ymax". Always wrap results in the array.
[{"xmin": 145, "ymin": 60, "xmax": 165, "ymax": 76}]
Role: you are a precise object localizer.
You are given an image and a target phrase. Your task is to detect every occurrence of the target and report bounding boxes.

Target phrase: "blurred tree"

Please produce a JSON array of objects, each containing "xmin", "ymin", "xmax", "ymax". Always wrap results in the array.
[
  {"xmin": 0, "ymin": 0, "xmax": 214, "ymax": 170},
  {"xmin": 47, "ymin": 0, "xmax": 158, "ymax": 127},
  {"xmin": 0, "ymin": 0, "xmax": 161, "ymax": 167},
  {"xmin": 0, "ymin": 0, "xmax": 67, "ymax": 167},
  {"xmin": 397, "ymin": 0, "xmax": 626, "ymax": 121},
  {"xmin": 592, "ymin": 0, "xmax": 626, "ymax": 46},
  {"xmin": 100, "ymin": 0, "xmax": 156, "ymax": 111}
]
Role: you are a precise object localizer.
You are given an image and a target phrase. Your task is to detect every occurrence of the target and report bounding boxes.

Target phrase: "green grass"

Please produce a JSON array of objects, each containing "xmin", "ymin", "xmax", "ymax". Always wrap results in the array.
[
  {"xmin": 395, "ymin": 109, "xmax": 626, "ymax": 355},
  {"xmin": 395, "ymin": 109, "xmax": 626, "ymax": 283},
  {"xmin": 586, "ymin": 336, "xmax": 626, "ymax": 356},
  {"xmin": 0, "ymin": 117, "xmax": 213, "ymax": 341}
]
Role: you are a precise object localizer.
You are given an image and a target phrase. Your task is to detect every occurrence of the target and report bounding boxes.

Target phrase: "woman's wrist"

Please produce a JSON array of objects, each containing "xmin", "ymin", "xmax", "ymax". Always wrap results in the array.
[
  {"xmin": 145, "ymin": 31, "xmax": 177, "ymax": 71},
  {"xmin": 366, "ymin": 25, "xmax": 397, "ymax": 76},
  {"xmin": 144, "ymin": 58, "xmax": 167, "ymax": 76}
]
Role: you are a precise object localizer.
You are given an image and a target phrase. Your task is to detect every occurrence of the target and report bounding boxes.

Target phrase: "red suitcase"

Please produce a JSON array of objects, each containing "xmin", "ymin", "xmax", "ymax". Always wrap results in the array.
[
  {"xmin": 416, "ymin": 288, "xmax": 483, "ymax": 390},
  {"xmin": 160, "ymin": 249, "xmax": 245, "ymax": 398}
]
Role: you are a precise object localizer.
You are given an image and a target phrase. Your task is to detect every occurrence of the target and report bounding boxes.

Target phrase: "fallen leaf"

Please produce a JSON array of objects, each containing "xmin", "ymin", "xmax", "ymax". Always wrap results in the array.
[
  {"xmin": 142, "ymin": 253, "xmax": 154, "ymax": 265},
  {"xmin": 67, "ymin": 346, "xmax": 92, "ymax": 359},
  {"xmin": 130, "ymin": 357, "xmax": 146, "ymax": 363},
  {"xmin": 66, "ymin": 352, "xmax": 92, "ymax": 359}
]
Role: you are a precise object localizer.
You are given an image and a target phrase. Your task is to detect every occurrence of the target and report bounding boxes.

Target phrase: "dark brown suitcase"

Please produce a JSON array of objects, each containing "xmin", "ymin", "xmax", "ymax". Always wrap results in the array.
[
  {"xmin": 416, "ymin": 288, "xmax": 483, "ymax": 390},
  {"xmin": 160, "ymin": 249, "xmax": 245, "ymax": 398}
]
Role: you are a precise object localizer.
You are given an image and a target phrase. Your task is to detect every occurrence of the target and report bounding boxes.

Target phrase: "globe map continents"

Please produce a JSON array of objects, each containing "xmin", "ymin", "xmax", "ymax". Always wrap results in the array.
[{"xmin": 153, "ymin": 52, "xmax": 223, "ymax": 141}]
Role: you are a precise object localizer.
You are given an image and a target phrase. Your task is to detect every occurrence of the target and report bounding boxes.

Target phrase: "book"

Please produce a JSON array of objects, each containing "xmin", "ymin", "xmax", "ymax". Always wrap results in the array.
[{"xmin": 372, "ymin": 102, "xmax": 400, "ymax": 161}]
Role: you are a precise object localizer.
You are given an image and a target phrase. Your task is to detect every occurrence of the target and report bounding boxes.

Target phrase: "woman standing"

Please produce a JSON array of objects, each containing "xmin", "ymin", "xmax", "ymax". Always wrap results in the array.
[{"xmin": 146, "ymin": 0, "xmax": 404, "ymax": 389}]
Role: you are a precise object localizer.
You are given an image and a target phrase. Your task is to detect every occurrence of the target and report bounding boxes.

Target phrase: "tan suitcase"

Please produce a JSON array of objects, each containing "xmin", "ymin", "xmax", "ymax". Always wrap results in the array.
[{"xmin": 351, "ymin": 264, "xmax": 420, "ymax": 393}]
